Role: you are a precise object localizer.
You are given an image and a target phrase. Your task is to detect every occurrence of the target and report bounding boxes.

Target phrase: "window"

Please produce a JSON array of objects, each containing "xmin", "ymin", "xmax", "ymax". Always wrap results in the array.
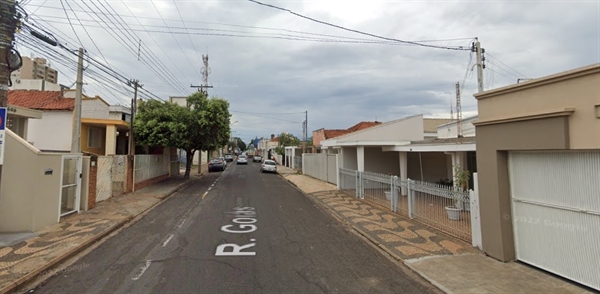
[{"xmin": 88, "ymin": 127, "xmax": 103, "ymax": 148}]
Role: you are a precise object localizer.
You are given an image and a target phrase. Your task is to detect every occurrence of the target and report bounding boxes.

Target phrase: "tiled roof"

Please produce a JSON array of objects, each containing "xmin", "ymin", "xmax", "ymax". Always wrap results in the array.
[
  {"xmin": 8, "ymin": 90, "xmax": 74, "ymax": 110},
  {"xmin": 423, "ymin": 118, "xmax": 454, "ymax": 133},
  {"xmin": 324, "ymin": 121, "xmax": 381, "ymax": 139}
]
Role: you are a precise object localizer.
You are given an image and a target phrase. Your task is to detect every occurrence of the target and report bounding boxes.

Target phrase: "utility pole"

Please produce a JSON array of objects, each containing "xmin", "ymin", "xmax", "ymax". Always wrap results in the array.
[
  {"xmin": 70, "ymin": 48, "xmax": 84, "ymax": 153},
  {"xmin": 0, "ymin": 0, "xmax": 17, "ymax": 195},
  {"xmin": 455, "ymin": 82, "xmax": 462, "ymax": 138},
  {"xmin": 128, "ymin": 79, "xmax": 142, "ymax": 155},
  {"xmin": 473, "ymin": 37, "xmax": 485, "ymax": 93},
  {"xmin": 302, "ymin": 110, "xmax": 307, "ymax": 153},
  {"xmin": 191, "ymin": 54, "xmax": 212, "ymax": 95}
]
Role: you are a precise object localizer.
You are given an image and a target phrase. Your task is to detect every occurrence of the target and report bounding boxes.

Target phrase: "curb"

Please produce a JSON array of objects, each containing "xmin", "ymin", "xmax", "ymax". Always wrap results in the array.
[
  {"xmin": 0, "ymin": 177, "xmax": 199, "ymax": 294},
  {"xmin": 278, "ymin": 172, "xmax": 449, "ymax": 294}
]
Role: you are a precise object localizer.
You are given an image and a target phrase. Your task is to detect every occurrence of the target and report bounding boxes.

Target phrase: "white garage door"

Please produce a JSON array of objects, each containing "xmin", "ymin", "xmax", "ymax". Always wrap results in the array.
[{"xmin": 509, "ymin": 151, "xmax": 600, "ymax": 291}]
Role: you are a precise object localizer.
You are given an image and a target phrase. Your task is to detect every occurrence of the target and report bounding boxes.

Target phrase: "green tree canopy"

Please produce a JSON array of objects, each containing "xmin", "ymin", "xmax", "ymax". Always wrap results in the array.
[
  {"xmin": 134, "ymin": 92, "xmax": 231, "ymax": 179},
  {"xmin": 274, "ymin": 132, "xmax": 300, "ymax": 155}
]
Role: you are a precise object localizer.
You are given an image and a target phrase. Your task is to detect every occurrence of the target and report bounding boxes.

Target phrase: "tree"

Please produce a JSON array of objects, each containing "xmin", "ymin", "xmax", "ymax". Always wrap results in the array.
[
  {"xmin": 236, "ymin": 137, "xmax": 246, "ymax": 151},
  {"xmin": 274, "ymin": 132, "xmax": 300, "ymax": 155},
  {"xmin": 134, "ymin": 92, "xmax": 231, "ymax": 179}
]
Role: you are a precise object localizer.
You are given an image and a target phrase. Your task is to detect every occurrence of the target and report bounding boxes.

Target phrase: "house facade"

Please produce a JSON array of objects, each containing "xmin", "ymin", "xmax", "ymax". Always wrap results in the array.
[
  {"xmin": 474, "ymin": 63, "xmax": 600, "ymax": 291},
  {"xmin": 8, "ymin": 90, "xmax": 131, "ymax": 155}
]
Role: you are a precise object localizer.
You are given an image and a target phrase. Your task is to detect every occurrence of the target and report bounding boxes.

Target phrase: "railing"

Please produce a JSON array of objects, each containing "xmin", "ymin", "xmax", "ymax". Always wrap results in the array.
[
  {"xmin": 339, "ymin": 168, "xmax": 472, "ymax": 242},
  {"xmin": 409, "ymin": 180, "xmax": 471, "ymax": 241},
  {"xmin": 339, "ymin": 168, "xmax": 357, "ymax": 196}
]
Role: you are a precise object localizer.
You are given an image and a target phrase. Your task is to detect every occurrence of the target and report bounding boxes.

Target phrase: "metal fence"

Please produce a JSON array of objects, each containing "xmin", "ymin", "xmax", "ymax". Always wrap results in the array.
[
  {"xmin": 339, "ymin": 168, "xmax": 472, "ymax": 242},
  {"xmin": 410, "ymin": 180, "xmax": 471, "ymax": 241},
  {"xmin": 339, "ymin": 168, "xmax": 357, "ymax": 196}
]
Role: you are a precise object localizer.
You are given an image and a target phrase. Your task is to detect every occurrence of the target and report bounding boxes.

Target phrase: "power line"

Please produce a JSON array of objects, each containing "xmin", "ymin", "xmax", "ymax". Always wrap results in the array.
[
  {"xmin": 486, "ymin": 52, "xmax": 529, "ymax": 79},
  {"xmin": 247, "ymin": 0, "xmax": 470, "ymax": 51},
  {"xmin": 27, "ymin": 5, "xmax": 474, "ymax": 46},
  {"xmin": 35, "ymin": 16, "xmax": 474, "ymax": 47},
  {"xmin": 58, "ymin": 0, "xmax": 83, "ymax": 47}
]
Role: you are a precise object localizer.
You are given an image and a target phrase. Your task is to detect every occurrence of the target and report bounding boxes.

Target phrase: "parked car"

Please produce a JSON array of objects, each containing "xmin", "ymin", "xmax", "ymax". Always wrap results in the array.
[
  {"xmin": 224, "ymin": 154, "xmax": 234, "ymax": 162},
  {"xmin": 253, "ymin": 155, "xmax": 263, "ymax": 162},
  {"xmin": 219, "ymin": 156, "xmax": 227, "ymax": 168},
  {"xmin": 237, "ymin": 155, "xmax": 248, "ymax": 164},
  {"xmin": 260, "ymin": 159, "xmax": 277, "ymax": 173},
  {"xmin": 208, "ymin": 158, "xmax": 225, "ymax": 172}
]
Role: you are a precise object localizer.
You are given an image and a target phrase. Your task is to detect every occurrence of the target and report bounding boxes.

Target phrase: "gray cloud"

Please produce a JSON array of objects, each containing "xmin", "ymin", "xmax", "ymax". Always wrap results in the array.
[{"xmin": 18, "ymin": 0, "xmax": 600, "ymax": 143}]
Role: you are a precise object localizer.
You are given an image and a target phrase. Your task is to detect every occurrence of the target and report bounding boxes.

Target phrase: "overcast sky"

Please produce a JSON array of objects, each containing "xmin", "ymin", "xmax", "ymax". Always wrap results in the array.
[{"xmin": 17, "ymin": 0, "xmax": 600, "ymax": 144}]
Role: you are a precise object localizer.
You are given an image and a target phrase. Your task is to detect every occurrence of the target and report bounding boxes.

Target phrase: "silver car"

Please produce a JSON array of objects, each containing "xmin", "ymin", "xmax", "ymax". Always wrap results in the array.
[
  {"xmin": 260, "ymin": 160, "xmax": 277, "ymax": 173},
  {"xmin": 237, "ymin": 155, "xmax": 248, "ymax": 164}
]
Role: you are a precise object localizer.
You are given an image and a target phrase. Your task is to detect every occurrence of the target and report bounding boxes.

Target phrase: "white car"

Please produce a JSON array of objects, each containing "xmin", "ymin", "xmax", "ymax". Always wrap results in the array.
[
  {"xmin": 260, "ymin": 160, "xmax": 277, "ymax": 173},
  {"xmin": 237, "ymin": 155, "xmax": 248, "ymax": 164},
  {"xmin": 253, "ymin": 155, "xmax": 263, "ymax": 162}
]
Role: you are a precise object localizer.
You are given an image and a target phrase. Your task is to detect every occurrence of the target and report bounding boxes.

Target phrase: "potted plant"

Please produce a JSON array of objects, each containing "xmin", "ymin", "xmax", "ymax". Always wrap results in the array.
[{"xmin": 445, "ymin": 166, "xmax": 471, "ymax": 220}]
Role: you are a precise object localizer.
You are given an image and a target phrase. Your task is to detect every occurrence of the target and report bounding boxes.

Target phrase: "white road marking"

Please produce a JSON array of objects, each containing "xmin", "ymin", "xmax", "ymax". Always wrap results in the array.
[
  {"xmin": 162, "ymin": 234, "xmax": 174, "ymax": 247},
  {"xmin": 131, "ymin": 260, "xmax": 151, "ymax": 281},
  {"xmin": 202, "ymin": 192, "xmax": 208, "ymax": 199},
  {"xmin": 208, "ymin": 187, "xmax": 212, "ymax": 191},
  {"xmin": 177, "ymin": 218, "xmax": 186, "ymax": 228}
]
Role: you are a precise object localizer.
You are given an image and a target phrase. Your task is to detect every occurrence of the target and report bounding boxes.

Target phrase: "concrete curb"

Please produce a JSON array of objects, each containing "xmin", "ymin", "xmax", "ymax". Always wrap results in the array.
[{"xmin": 0, "ymin": 177, "xmax": 199, "ymax": 294}]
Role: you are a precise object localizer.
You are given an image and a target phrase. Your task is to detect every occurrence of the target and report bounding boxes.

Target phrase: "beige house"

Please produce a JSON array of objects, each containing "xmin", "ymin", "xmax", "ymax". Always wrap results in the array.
[{"xmin": 474, "ymin": 63, "xmax": 600, "ymax": 291}]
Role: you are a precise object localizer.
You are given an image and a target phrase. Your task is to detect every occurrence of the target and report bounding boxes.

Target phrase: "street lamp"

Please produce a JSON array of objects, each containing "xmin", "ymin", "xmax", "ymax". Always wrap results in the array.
[{"xmin": 230, "ymin": 121, "xmax": 238, "ymax": 126}]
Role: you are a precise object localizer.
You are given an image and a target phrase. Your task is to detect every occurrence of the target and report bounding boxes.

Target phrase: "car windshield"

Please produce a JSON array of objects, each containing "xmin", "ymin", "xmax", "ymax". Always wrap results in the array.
[
  {"xmin": 264, "ymin": 161, "xmax": 276, "ymax": 166},
  {"xmin": 240, "ymin": 156, "xmax": 246, "ymax": 159},
  {"xmin": 210, "ymin": 159, "xmax": 221, "ymax": 163}
]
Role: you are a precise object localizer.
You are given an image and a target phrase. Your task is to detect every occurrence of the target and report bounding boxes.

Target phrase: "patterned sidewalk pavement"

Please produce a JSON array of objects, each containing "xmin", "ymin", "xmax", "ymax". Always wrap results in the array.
[
  {"xmin": 0, "ymin": 172, "xmax": 202, "ymax": 294},
  {"xmin": 277, "ymin": 166, "xmax": 592, "ymax": 294}
]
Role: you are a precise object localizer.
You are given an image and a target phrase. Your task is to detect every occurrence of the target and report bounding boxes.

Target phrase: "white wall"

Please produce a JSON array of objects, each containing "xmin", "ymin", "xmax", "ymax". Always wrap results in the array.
[
  {"xmin": 327, "ymin": 115, "xmax": 425, "ymax": 145},
  {"xmin": 82, "ymin": 99, "xmax": 109, "ymax": 119},
  {"xmin": 28, "ymin": 111, "xmax": 72, "ymax": 151},
  {"xmin": 8, "ymin": 79, "xmax": 62, "ymax": 91},
  {"xmin": 437, "ymin": 116, "xmax": 477, "ymax": 138}
]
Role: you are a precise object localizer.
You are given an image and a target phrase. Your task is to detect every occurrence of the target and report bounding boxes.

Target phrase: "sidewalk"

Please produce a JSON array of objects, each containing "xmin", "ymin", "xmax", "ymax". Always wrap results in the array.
[
  {"xmin": 0, "ymin": 164, "xmax": 592, "ymax": 294},
  {"xmin": 0, "ymin": 165, "xmax": 206, "ymax": 294},
  {"xmin": 276, "ymin": 165, "xmax": 592, "ymax": 294}
]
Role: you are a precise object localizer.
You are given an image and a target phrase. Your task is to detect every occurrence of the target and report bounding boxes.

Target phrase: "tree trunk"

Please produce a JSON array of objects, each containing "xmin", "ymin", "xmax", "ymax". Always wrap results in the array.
[{"xmin": 184, "ymin": 149, "xmax": 195, "ymax": 179}]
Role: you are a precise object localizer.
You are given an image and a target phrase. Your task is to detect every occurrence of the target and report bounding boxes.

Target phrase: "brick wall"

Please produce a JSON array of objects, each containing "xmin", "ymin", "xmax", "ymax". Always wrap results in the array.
[
  {"xmin": 312, "ymin": 129, "xmax": 326, "ymax": 147},
  {"xmin": 134, "ymin": 174, "xmax": 169, "ymax": 191},
  {"xmin": 87, "ymin": 156, "xmax": 98, "ymax": 210}
]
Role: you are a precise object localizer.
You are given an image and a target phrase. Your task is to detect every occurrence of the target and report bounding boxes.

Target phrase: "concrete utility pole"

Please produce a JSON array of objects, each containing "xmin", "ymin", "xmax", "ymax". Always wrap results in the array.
[
  {"xmin": 70, "ymin": 48, "xmax": 84, "ymax": 153},
  {"xmin": 0, "ymin": 0, "xmax": 17, "ymax": 195},
  {"xmin": 128, "ymin": 79, "xmax": 142, "ymax": 156},
  {"xmin": 455, "ymin": 82, "xmax": 462, "ymax": 138},
  {"xmin": 473, "ymin": 37, "xmax": 485, "ymax": 93},
  {"xmin": 191, "ymin": 54, "xmax": 212, "ymax": 95},
  {"xmin": 302, "ymin": 111, "xmax": 307, "ymax": 153}
]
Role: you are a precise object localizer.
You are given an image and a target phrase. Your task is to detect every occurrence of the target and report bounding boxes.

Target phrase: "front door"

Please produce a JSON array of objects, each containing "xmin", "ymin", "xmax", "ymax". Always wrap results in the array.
[{"xmin": 60, "ymin": 155, "xmax": 82, "ymax": 217}]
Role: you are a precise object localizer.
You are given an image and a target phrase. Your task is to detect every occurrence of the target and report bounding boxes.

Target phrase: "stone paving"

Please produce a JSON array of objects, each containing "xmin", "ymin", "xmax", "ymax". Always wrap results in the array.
[
  {"xmin": 0, "ymin": 172, "xmax": 201, "ymax": 294},
  {"xmin": 277, "ymin": 166, "xmax": 594, "ymax": 294},
  {"xmin": 0, "ymin": 163, "xmax": 593, "ymax": 294}
]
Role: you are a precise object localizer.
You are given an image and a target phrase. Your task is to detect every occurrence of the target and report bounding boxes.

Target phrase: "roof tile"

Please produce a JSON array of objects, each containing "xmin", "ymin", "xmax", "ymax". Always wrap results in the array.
[
  {"xmin": 8, "ymin": 90, "xmax": 74, "ymax": 111},
  {"xmin": 323, "ymin": 121, "xmax": 381, "ymax": 139}
]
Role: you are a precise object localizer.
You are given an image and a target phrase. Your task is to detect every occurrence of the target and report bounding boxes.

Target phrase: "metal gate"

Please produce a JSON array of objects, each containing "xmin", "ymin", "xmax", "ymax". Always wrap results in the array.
[
  {"xmin": 60, "ymin": 155, "xmax": 82, "ymax": 217},
  {"xmin": 509, "ymin": 151, "xmax": 600, "ymax": 291}
]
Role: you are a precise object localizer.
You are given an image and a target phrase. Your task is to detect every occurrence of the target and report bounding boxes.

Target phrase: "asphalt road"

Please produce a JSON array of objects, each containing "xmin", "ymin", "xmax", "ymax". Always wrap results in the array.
[{"xmin": 32, "ymin": 160, "xmax": 438, "ymax": 294}]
